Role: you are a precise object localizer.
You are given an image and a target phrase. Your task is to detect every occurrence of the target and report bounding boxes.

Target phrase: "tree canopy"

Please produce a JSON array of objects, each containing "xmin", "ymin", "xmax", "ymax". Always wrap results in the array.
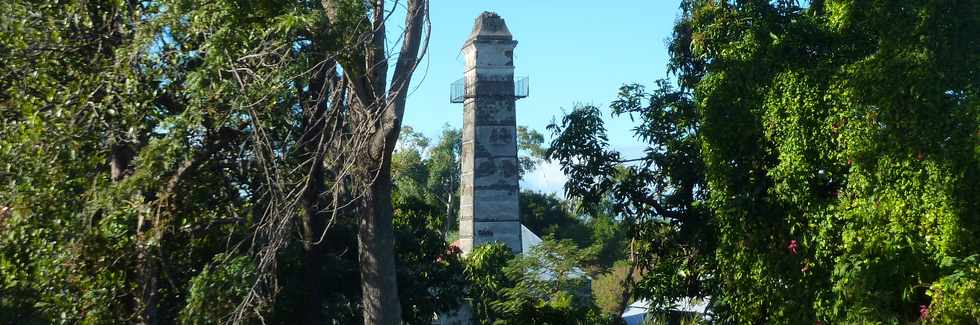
[
  {"xmin": 549, "ymin": 0, "xmax": 980, "ymax": 323},
  {"xmin": 1, "ymin": 0, "xmax": 435, "ymax": 323},
  {"xmin": 2, "ymin": 0, "xmax": 978, "ymax": 324}
]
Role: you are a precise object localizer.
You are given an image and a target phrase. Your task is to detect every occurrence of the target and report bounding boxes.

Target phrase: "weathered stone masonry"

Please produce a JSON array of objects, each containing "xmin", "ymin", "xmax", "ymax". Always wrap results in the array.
[{"xmin": 457, "ymin": 12, "xmax": 523, "ymax": 254}]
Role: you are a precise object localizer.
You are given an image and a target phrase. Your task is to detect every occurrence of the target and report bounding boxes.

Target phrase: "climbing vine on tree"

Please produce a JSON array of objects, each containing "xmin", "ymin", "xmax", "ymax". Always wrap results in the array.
[
  {"xmin": 550, "ymin": 0, "xmax": 979, "ymax": 323},
  {"xmin": 0, "ymin": 0, "xmax": 440, "ymax": 324}
]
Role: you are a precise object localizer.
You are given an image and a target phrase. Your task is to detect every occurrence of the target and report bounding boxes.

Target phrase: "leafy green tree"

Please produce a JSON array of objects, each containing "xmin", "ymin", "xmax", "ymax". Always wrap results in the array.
[
  {"xmin": 392, "ymin": 195, "xmax": 468, "ymax": 324},
  {"xmin": 550, "ymin": 0, "xmax": 980, "ymax": 323},
  {"xmin": 390, "ymin": 128, "xmax": 472, "ymax": 323},
  {"xmin": 499, "ymin": 237, "xmax": 594, "ymax": 308},
  {"xmin": 519, "ymin": 191, "xmax": 591, "ymax": 247},
  {"xmin": 179, "ymin": 255, "xmax": 258, "ymax": 325},
  {"xmin": 462, "ymin": 240, "xmax": 618, "ymax": 325},
  {"xmin": 593, "ymin": 261, "xmax": 643, "ymax": 316},
  {"xmin": 392, "ymin": 124, "xmax": 551, "ymax": 241},
  {"xmin": 517, "ymin": 126, "xmax": 548, "ymax": 177},
  {"xmin": 585, "ymin": 199, "xmax": 630, "ymax": 269},
  {"xmin": 1, "ymin": 0, "xmax": 435, "ymax": 324},
  {"xmin": 393, "ymin": 126, "xmax": 461, "ymax": 238},
  {"xmin": 549, "ymin": 99, "xmax": 711, "ymax": 319},
  {"xmin": 463, "ymin": 243, "xmax": 516, "ymax": 324},
  {"xmin": 427, "ymin": 127, "xmax": 463, "ymax": 236},
  {"xmin": 0, "ymin": 1, "xmax": 262, "ymax": 323},
  {"xmin": 493, "ymin": 238, "xmax": 614, "ymax": 325}
]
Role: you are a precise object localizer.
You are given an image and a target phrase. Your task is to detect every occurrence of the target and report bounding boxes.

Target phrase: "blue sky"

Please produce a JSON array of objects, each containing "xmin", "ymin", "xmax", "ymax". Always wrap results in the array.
[{"xmin": 399, "ymin": 1, "xmax": 682, "ymax": 194}]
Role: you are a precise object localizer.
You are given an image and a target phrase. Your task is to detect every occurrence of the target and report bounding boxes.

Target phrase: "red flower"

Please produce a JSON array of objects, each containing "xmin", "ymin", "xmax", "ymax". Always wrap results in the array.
[
  {"xmin": 919, "ymin": 304, "xmax": 928, "ymax": 320},
  {"xmin": 447, "ymin": 245, "xmax": 462, "ymax": 255},
  {"xmin": 438, "ymin": 244, "xmax": 463, "ymax": 263},
  {"xmin": 788, "ymin": 239, "xmax": 799, "ymax": 255}
]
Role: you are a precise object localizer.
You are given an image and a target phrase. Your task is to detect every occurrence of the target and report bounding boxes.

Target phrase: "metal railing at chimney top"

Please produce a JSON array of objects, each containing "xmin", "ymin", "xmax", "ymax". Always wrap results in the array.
[{"xmin": 450, "ymin": 76, "xmax": 529, "ymax": 103}]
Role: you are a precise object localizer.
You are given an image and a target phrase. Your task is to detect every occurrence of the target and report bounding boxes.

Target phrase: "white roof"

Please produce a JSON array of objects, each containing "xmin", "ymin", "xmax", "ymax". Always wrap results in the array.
[
  {"xmin": 521, "ymin": 224, "xmax": 542, "ymax": 253},
  {"xmin": 519, "ymin": 224, "xmax": 588, "ymax": 280},
  {"xmin": 621, "ymin": 298, "xmax": 711, "ymax": 324}
]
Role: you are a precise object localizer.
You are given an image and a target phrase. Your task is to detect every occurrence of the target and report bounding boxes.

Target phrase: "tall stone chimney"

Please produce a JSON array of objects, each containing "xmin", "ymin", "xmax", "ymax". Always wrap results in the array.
[{"xmin": 456, "ymin": 12, "xmax": 523, "ymax": 254}]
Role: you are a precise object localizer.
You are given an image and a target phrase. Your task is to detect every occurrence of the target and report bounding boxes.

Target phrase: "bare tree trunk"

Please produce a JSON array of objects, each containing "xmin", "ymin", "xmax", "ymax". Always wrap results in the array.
[
  {"xmin": 358, "ymin": 162, "xmax": 402, "ymax": 324},
  {"xmin": 321, "ymin": 0, "xmax": 427, "ymax": 323},
  {"xmin": 358, "ymin": 0, "xmax": 426, "ymax": 322}
]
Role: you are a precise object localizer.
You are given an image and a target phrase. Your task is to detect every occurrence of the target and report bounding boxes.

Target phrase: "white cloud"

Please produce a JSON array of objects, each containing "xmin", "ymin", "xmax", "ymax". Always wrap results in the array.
[
  {"xmin": 520, "ymin": 159, "xmax": 567, "ymax": 197},
  {"xmin": 519, "ymin": 145, "xmax": 647, "ymax": 198}
]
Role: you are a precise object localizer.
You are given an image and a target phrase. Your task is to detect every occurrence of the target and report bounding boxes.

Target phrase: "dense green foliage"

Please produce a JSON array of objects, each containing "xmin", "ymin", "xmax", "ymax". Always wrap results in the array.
[
  {"xmin": 4, "ymin": 0, "xmax": 976, "ymax": 324},
  {"xmin": 592, "ymin": 261, "xmax": 643, "ymax": 316},
  {"xmin": 463, "ymin": 243, "xmax": 516, "ymax": 324},
  {"xmin": 520, "ymin": 191, "xmax": 629, "ymax": 270},
  {"xmin": 387, "ymin": 123, "xmax": 632, "ymax": 323},
  {"xmin": 519, "ymin": 191, "xmax": 590, "ymax": 246},
  {"xmin": 1, "ymin": 1, "xmax": 270, "ymax": 322},
  {"xmin": 0, "ymin": 0, "xmax": 454, "ymax": 323},
  {"xmin": 393, "ymin": 126, "xmax": 463, "ymax": 237},
  {"xmin": 495, "ymin": 237, "xmax": 598, "ymax": 324},
  {"xmin": 550, "ymin": 0, "xmax": 980, "ymax": 323},
  {"xmin": 390, "ymin": 125, "xmax": 634, "ymax": 323},
  {"xmin": 463, "ymin": 242, "xmax": 618, "ymax": 325}
]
